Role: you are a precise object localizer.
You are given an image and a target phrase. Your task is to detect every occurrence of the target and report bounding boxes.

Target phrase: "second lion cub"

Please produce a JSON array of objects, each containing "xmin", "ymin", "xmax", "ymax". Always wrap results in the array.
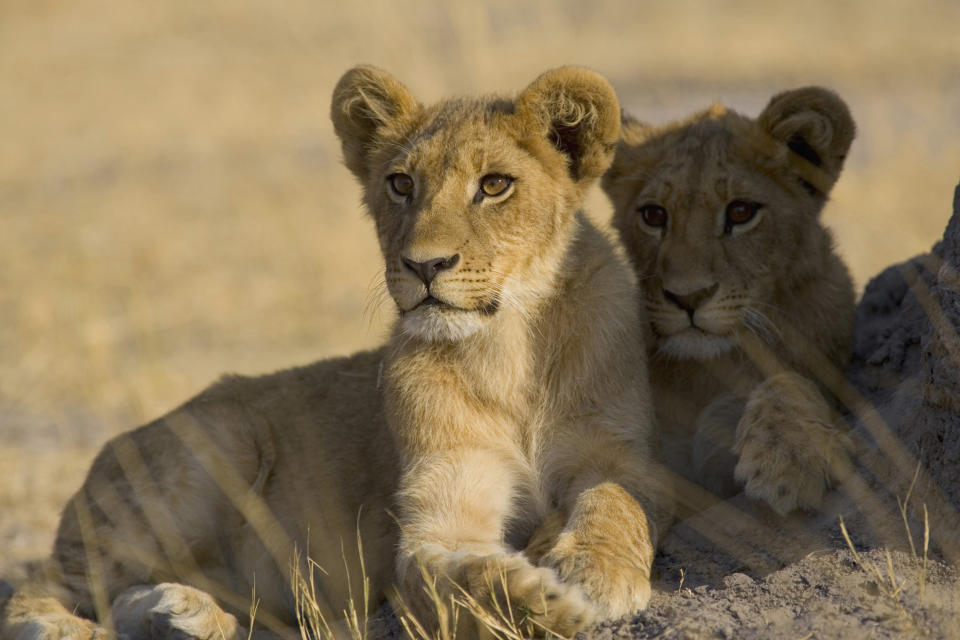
[{"xmin": 603, "ymin": 88, "xmax": 857, "ymax": 516}]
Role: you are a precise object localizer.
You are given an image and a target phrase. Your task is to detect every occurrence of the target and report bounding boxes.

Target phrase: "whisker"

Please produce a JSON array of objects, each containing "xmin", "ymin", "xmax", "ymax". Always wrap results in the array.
[
  {"xmin": 749, "ymin": 300, "xmax": 788, "ymax": 318},
  {"xmin": 363, "ymin": 272, "xmax": 394, "ymax": 328}
]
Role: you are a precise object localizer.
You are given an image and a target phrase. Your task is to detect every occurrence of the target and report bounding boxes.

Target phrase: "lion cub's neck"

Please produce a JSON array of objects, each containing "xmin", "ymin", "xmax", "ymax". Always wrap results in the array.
[{"xmin": 384, "ymin": 214, "xmax": 623, "ymax": 454}]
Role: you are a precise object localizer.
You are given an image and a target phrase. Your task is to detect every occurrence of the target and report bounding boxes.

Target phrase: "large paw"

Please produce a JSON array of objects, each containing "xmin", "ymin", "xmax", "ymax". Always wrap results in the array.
[
  {"xmin": 451, "ymin": 552, "xmax": 595, "ymax": 638},
  {"xmin": 540, "ymin": 537, "xmax": 650, "ymax": 622},
  {"xmin": 734, "ymin": 373, "xmax": 853, "ymax": 515},
  {"xmin": 1, "ymin": 591, "xmax": 108, "ymax": 640},
  {"xmin": 2, "ymin": 610, "xmax": 106, "ymax": 640},
  {"xmin": 111, "ymin": 583, "xmax": 239, "ymax": 640},
  {"xmin": 538, "ymin": 484, "xmax": 654, "ymax": 620}
]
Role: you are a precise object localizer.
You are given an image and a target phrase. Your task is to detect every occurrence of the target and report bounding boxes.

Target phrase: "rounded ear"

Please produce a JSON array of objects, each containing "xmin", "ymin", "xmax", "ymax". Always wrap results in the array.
[
  {"xmin": 619, "ymin": 112, "xmax": 653, "ymax": 147},
  {"xmin": 601, "ymin": 112, "xmax": 654, "ymax": 195},
  {"xmin": 330, "ymin": 65, "xmax": 419, "ymax": 180},
  {"xmin": 757, "ymin": 87, "xmax": 855, "ymax": 194},
  {"xmin": 515, "ymin": 67, "xmax": 621, "ymax": 183}
]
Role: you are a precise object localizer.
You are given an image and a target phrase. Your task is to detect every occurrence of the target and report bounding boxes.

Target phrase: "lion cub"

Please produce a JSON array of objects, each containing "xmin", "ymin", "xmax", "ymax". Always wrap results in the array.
[
  {"xmin": 2, "ymin": 67, "xmax": 670, "ymax": 640},
  {"xmin": 603, "ymin": 88, "xmax": 857, "ymax": 516}
]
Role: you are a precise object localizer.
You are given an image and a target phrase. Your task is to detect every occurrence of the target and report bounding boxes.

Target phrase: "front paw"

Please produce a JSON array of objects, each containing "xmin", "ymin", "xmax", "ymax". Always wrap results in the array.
[
  {"xmin": 460, "ymin": 553, "xmax": 595, "ymax": 638},
  {"xmin": 2, "ymin": 606, "xmax": 107, "ymax": 640},
  {"xmin": 734, "ymin": 374, "xmax": 853, "ymax": 515},
  {"xmin": 111, "ymin": 583, "xmax": 240, "ymax": 640},
  {"xmin": 404, "ymin": 550, "xmax": 595, "ymax": 638},
  {"xmin": 539, "ymin": 483, "xmax": 655, "ymax": 620},
  {"xmin": 540, "ymin": 535, "xmax": 651, "ymax": 621}
]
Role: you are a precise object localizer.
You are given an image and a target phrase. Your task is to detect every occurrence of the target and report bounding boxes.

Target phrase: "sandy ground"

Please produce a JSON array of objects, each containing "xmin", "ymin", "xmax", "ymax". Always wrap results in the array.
[
  {"xmin": 3, "ymin": 1, "xmax": 960, "ymax": 637},
  {"xmin": 604, "ymin": 497, "xmax": 960, "ymax": 639}
]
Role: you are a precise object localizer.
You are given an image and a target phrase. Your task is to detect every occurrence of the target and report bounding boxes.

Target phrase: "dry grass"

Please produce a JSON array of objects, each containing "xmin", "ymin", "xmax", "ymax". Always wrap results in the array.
[
  {"xmin": 838, "ymin": 507, "xmax": 932, "ymax": 633},
  {"xmin": 290, "ymin": 542, "xmax": 552, "ymax": 640},
  {"xmin": 2, "ymin": 0, "xmax": 958, "ymax": 596}
]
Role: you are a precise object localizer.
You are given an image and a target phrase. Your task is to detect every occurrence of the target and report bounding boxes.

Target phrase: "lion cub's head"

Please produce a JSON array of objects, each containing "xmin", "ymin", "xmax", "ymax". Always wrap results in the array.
[
  {"xmin": 331, "ymin": 66, "xmax": 619, "ymax": 342},
  {"xmin": 603, "ymin": 88, "xmax": 855, "ymax": 359}
]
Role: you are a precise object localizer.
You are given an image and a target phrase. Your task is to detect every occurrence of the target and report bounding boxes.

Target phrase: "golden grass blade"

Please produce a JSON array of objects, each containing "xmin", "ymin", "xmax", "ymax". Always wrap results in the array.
[{"xmin": 70, "ymin": 490, "xmax": 116, "ymax": 638}]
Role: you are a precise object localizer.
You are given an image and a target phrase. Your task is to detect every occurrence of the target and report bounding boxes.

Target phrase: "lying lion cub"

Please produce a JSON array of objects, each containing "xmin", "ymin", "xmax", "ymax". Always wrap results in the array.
[
  {"xmin": 2, "ymin": 67, "xmax": 670, "ymax": 639},
  {"xmin": 603, "ymin": 88, "xmax": 857, "ymax": 516}
]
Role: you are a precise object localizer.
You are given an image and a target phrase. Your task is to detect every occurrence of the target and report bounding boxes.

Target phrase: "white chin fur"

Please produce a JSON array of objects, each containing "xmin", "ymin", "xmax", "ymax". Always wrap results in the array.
[
  {"xmin": 657, "ymin": 330, "xmax": 736, "ymax": 360},
  {"xmin": 401, "ymin": 307, "xmax": 486, "ymax": 342}
]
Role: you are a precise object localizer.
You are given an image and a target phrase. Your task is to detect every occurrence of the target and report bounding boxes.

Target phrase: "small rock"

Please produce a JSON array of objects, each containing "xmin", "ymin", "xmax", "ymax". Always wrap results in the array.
[{"xmin": 722, "ymin": 572, "xmax": 755, "ymax": 590}]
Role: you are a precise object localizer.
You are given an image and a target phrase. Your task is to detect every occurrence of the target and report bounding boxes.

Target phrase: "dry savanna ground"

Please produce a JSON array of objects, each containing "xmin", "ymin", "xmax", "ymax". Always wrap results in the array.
[{"xmin": 2, "ymin": 0, "xmax": 959, "ymax": 611}]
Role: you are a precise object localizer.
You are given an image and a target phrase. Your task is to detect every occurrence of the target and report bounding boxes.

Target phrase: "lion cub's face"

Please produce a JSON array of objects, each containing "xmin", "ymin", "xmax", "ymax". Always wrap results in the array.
[
  {"xmin": 368, "ymin": 103, "xmax": 574, "ymax": 342},
  {"xmin": 331, "ymin": 67, "xmax": 620, "ymax": 342},
  {"xmin": 603, "ymin": 89, "xmax": 855, "ymax": 359}
]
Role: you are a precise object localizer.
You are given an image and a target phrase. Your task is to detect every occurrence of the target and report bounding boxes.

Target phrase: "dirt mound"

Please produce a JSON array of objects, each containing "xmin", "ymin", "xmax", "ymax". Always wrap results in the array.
[
  {"xmin": 850, "ymin": 182, "xmax": 960, "ymax": 516},
  {"xmin": 603, "ymin": 549, "xmax": 957, "ymax": 639}
]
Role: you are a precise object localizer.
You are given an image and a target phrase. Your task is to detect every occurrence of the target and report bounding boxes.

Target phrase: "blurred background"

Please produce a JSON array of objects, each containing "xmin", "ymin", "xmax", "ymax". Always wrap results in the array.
[{"xmin": 2, "ymin": 0, "xmax": 958, "ymax": 575}]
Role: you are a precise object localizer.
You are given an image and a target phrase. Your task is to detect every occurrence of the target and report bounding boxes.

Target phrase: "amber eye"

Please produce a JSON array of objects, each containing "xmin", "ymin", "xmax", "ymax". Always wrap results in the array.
[
  {"xmin": 388, "ymin": 173, "xmax": 414, "ymax": 198},
  {"xmin": 725, "ymin": 200, "xmax": 761, "ymax": 232},
  {"xmin": 638, "ymin": 204, "xmax": 668, "ymax": 228},
  {"xmin": 479, "ymin": 174, "xmax": 513, "ymax": 198}
]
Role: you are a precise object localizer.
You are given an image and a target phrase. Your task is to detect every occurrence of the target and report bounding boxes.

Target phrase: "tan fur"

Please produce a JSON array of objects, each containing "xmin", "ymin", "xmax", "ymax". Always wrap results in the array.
[
  {"xmin": 3, "ymin": 67, "xmax": 670, "ymax": 640},
  {"xmin": 602, "ymin": 87, "xmax": 857, "ymax": 517}
]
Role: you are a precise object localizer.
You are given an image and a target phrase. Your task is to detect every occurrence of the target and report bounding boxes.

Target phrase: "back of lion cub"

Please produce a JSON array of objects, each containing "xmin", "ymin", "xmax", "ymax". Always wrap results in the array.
[
  {"xmin": 603, "ymin": 88, "xmax": 857, "ymax": 517},
  {"xmin": 2, "ymin": 67, "xmax": 670, "ymax": 640}
]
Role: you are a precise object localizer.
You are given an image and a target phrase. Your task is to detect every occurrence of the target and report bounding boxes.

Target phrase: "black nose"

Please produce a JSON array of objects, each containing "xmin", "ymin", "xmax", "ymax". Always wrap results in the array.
[
  {"xmin": 663, "ymin": 283, "xmax": 719, "ymax": 313},
  {"xmin": 402, "ymin": 254, "xmax": 460, "ymax": 286}
]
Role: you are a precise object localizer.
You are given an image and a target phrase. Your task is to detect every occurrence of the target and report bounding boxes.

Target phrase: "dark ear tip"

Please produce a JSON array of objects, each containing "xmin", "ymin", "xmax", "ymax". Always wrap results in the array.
[
  {"xmin": 762, "ymin": 86, "xmax": 856, "ymax": 136},
  {"xmin": 770, "ymin": 85, "xmax": 842, "ymax": 104}
]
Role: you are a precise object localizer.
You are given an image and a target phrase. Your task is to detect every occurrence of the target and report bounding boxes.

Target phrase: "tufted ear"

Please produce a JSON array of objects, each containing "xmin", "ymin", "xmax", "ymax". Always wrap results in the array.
[
  {"xmin": 515, "ymin": 67, "xmax": 621, "ymax": 183},
  {"xmin": 330, "ymin": 65, "xmax": 420, "ymax": 180},
  {"xmin": 757, "ymin": 87, "xmax": 855, "ymax": 196}
]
